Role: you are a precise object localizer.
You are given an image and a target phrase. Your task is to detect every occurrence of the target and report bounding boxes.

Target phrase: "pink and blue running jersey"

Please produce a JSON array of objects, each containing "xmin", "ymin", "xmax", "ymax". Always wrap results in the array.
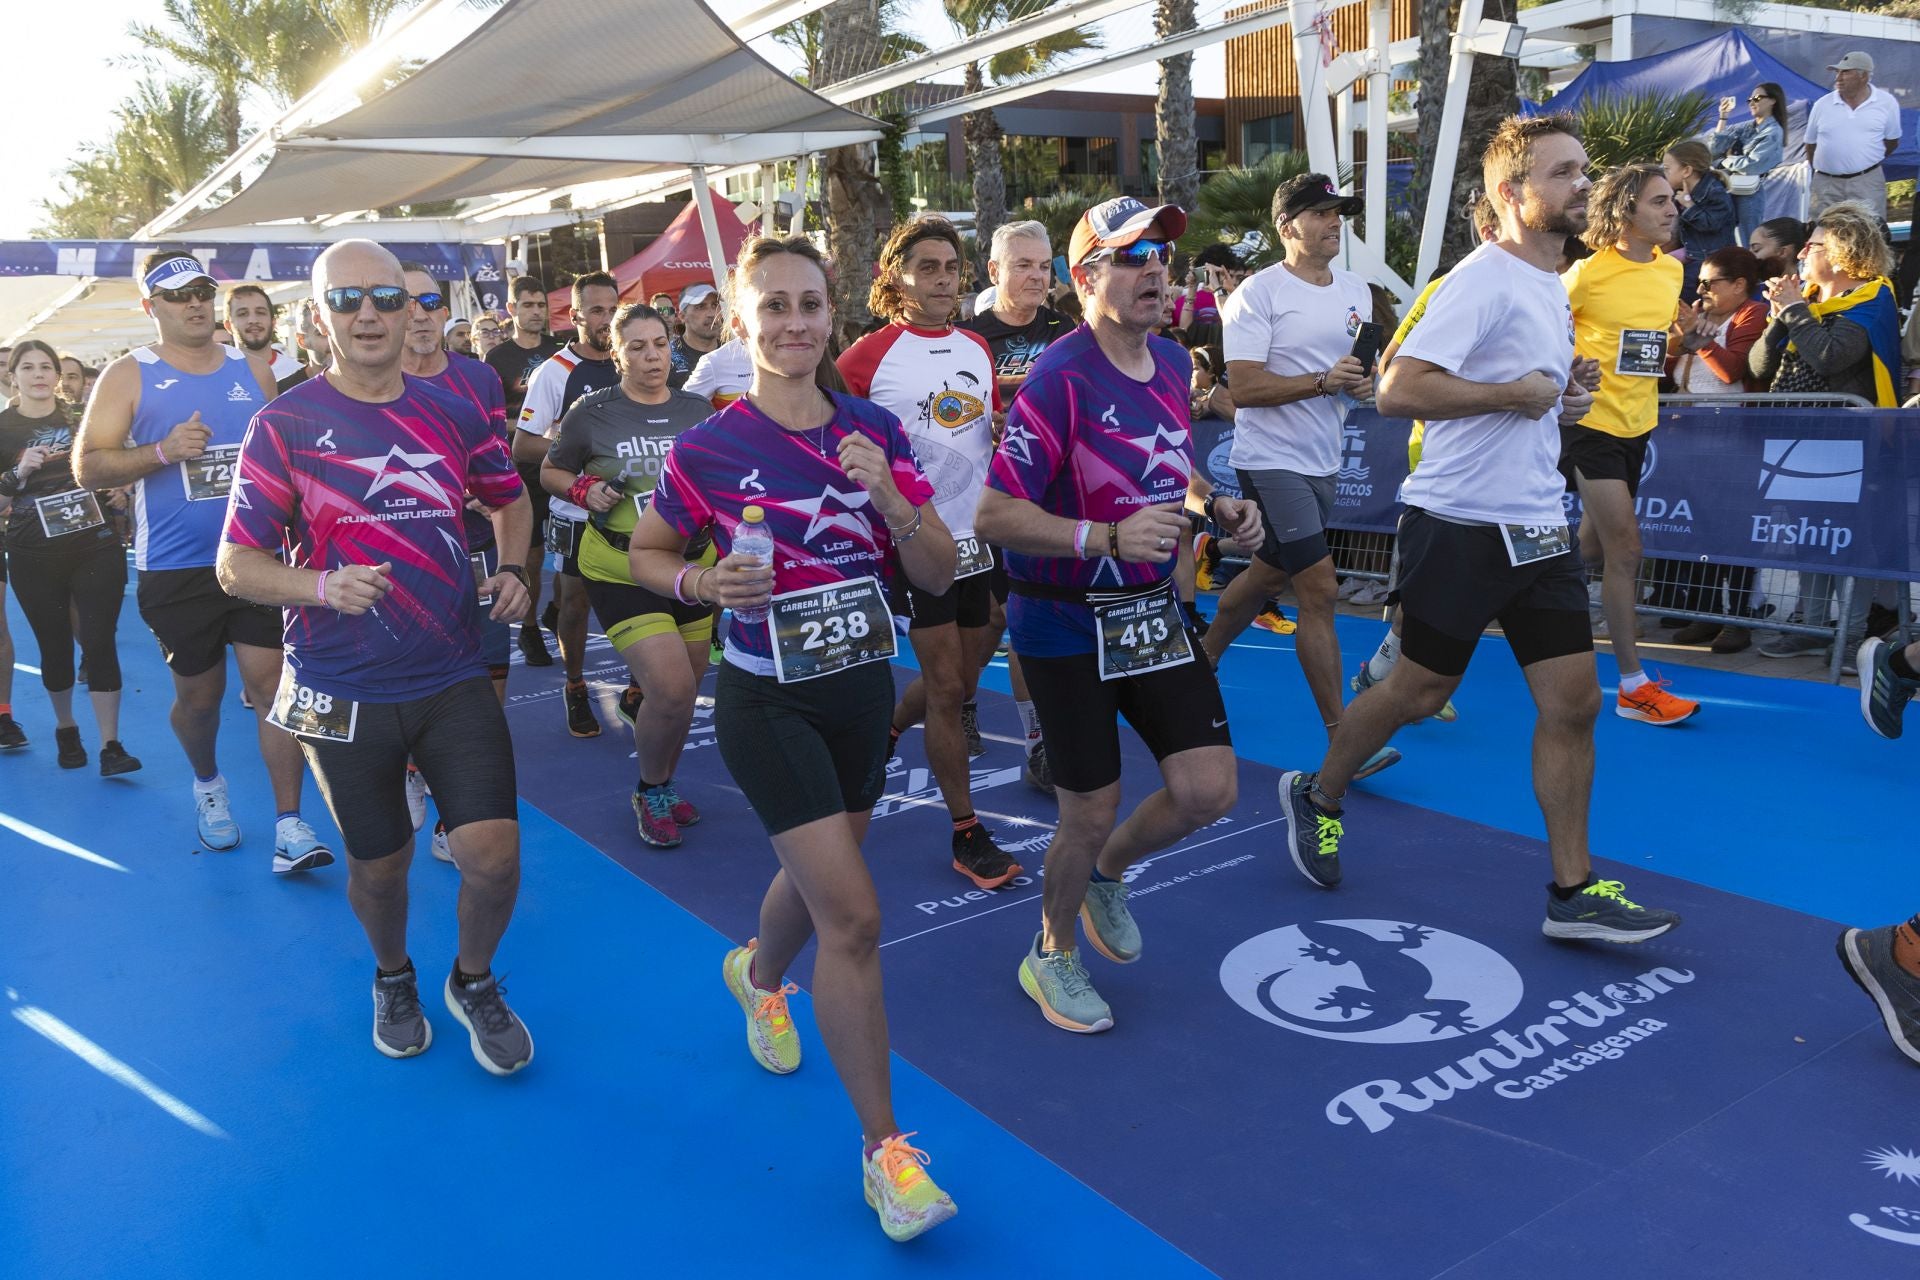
[
  {"xmin": 987, "ymin": 325, "xmax": 1195, "ymax": 656},
  {"xmin": 648, "ymin": 391, "xmax": 934, "ymax": 676},
  {"xmin": 420, "ymin": 351, "xmax": 507, "ymax": 548},
  {"xmin": 221, "ymin": 373, "xmax": 524, "ymax": 702}
]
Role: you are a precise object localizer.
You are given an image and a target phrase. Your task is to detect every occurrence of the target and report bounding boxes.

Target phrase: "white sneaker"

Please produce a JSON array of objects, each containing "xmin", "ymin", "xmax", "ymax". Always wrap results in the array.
[
  {"xmin": 1351, "ymin": 581, "xmax": 1390, "ymax": 606},
  {"xmin": 431, "ymin": 825, "xmax": 455, "ymax": 863},
  {"xmin": 405, "ymin": 769, "xmax": 428, "ymax": 832}
]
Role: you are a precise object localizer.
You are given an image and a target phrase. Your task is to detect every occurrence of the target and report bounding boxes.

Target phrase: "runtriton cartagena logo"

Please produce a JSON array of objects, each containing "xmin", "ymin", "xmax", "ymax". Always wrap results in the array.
[{"xmin": 1759, "ymin": 439, "xmax": 1863, "ymax": 503}]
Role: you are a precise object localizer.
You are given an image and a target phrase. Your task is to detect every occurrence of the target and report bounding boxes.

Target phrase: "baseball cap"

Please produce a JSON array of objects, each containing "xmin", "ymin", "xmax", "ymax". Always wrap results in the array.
[
  {"xmin": 443, "ymin": 317, "xmax": 469, "ymax": 336},
  {"xmin": 1274, "ymin": 173, "xmax": 1365, "ymax": 221},
  {"xmin": 680, "ymin": 282, "xmax": 717, "ymax": 306},
  {"xmin": 1829, "ymin": 51, "xmax": 1873, "ymax": 74},
  {"xmin": 1068, "ymin": 197, "xmax": 1188, "ymax": 266},
  {"xmin": 141, "ymin": 255, "xmax": 217, "ymax": 297},
  {"xmin": 974, "ymin": 285, "xmax": 998, "ymax": 313}
]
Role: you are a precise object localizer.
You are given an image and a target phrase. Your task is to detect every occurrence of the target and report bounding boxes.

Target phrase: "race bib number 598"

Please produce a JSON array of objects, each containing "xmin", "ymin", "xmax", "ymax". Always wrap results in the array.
[{"xmin": 267, "ymin": 669, "xmax": 358, "ymax": 742}]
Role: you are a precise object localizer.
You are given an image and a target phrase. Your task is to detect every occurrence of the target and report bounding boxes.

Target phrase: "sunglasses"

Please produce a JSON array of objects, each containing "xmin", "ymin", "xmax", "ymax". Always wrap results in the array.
[
  {"xmin": 323, "ymin": 286, "xmax": 411, "ymax": 314},
  {"xmin": 154, "ymin": 283, "xmax": 217, "ymax": 305},
  {"xmin": 412, "ymin": 291, "xmax": 446, "ymax": 312},
  {"xmin": 1748, "ymin": 94, "xmax": 1770, "ymax": 102},
  {"xmin": 1090, "ymin": 239, "xmax": 1174, "ymax": 268},
  {"xmin": 1697, "ymin": 277, "xmax": 1730, "ymax": 289}
]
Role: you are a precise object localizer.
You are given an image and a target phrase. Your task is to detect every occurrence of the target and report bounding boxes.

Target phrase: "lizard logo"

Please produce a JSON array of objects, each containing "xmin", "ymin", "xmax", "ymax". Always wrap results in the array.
[{"xmin": 1220, "ymin": 919, "xmax": 1524, "ymax": 1044}]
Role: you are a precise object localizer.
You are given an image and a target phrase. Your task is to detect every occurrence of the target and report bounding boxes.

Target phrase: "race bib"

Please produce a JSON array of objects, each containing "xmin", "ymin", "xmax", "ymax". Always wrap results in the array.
[
  {"xmin": 181, "ymin": 445, "xmax": 241, "ymax": 502},
  {"xmin": 1500, "ymin": 522, "xmax": 1573, "ymax": 567},
  {"xmin": 768, "ymin": 576, "xmax": 896, "ymax": 685},
  {"xmin": 544, "ymin": 515, "xmax": 577, "ymax": 559},
  {"xmin": 1616, "ymin": 328, "xmax": 1668, "ymax": 377},
  {"xmin": 953, "ymin": 534, "xmax": 995, "ymax": 580},
  {"xmin": 1093, "ymin": 586, "xmax": 1195, "ymax": 681},
  {"xmin": 471, "ymin": 550, "xmax": 493, "ymax": 608},
  {"xmin": 267, "ymin": 670, "xmax": 357, "ymax": 742},
  {"xmin": 33, "ymin": 489, "xmax": 105, "ymax": 539}
]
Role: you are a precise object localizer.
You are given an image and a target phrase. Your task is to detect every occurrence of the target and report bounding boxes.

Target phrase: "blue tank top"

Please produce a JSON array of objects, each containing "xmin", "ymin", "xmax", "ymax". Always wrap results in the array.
[{"xmin": 128, "ymin": 346, "xmax": 265, "ymax": 571}]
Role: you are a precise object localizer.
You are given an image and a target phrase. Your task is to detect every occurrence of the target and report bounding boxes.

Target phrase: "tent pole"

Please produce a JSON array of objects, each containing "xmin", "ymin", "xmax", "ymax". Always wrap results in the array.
[
  {"xmin": 790, "ymin": 154, "xmax": 810, "ymax": 235},
  {"xmin": 1365, "ymin": 0, "xmax": 1389, "ymax": 288},
  {"xmin": 688, "ymin": 165, "xmax": 730, "ymax": 296},
  {"xmin": 760, "ymin": 164, "xmax": 777, "ymax": 234}
]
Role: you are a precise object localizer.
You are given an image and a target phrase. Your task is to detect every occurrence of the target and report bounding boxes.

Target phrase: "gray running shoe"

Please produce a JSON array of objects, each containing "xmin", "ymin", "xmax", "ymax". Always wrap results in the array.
[
  {"xmin": 1018, "ymin": 933, "xmax": 1113, "ymax": 1033},
  {"xmin": 1023, "ymin": 742, "xmax": 1055, "ymax": 796},
  {"xmin": 1858, "ymin": 637, "xmax": 1916, "ymax": 740},
  {"xmin": 1542, "ymin": 879, "xmax": 1680, "ymax": 943},
  {"xmin": 960, "ymin": 701, "xmax": 984, "ymax": 758},
  {"xmin": 1758, "ymin": 631, "xmax": 1828, "ymax": 659},
  {"xmin": 1837, "ymin": 925, "xmax": 1920, "ymax": 1066},
  {"xmin": 372, "ymin": 967, "xmax": 432, "ymax": 1059},
  {"xmin": 444, "ymin": 971, "xmax": 534, "ymax": 1076},
  {"xmin": 1079, "ymin": 878, "xmax": 1141, "ymax": 964},
  {"xmin": 1279, "ymin": 770, "xmax": 1343, "ymax": 889}
]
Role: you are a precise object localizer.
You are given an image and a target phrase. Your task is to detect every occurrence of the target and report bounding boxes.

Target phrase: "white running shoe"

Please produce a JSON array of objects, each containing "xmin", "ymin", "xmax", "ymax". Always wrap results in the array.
[{"xmin": 405, "ymin": 768, "xmax": 428, "ymax": 831}]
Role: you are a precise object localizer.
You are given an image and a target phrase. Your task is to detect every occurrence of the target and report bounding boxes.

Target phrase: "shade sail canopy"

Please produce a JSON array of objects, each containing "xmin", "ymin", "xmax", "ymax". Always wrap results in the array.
[{"xmin": 176, "ymin": 0, "xmax": 881, "ymax": 233}]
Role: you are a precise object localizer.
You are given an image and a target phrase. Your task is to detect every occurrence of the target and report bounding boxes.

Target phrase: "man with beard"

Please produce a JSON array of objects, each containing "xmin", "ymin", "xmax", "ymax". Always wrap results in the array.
[
  {"xmin": 668, "ymin": 282, "xmax": 723, "ymax": 389},
  {"xmin": 444, "ymin": 317, "xmax": 474, "ymax": 356},
  {"xmin": 487, "ymin": 275, "xmax": 565, "ymax": 668},
  {"xmin": 515, "ymin": 271, "xmax": 622, "ymax": 738},
  {"xmin": 224, "ymin": 285, "xmax": 304, "ymax": 390},
  {"xmin": 1277, "ymin": 115, "xmax": 1680, "ymax": 946}
]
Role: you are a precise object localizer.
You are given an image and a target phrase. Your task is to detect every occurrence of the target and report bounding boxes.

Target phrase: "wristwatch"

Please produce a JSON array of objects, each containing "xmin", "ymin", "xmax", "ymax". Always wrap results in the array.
[
  {"xmin": 498, "ymin": 562, "xmax": 528, "ymax": 587},
  {"xmin": 1202, "ymin": 492, "xmax": 1220, "ymax": 523}
]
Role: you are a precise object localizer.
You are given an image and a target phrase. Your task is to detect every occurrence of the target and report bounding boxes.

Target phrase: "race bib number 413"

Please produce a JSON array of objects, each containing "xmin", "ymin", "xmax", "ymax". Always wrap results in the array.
[
  {"xmin": 1093, "ymin": 587, "xmax": 1195, "ymax": 681},
  {"xmin": 768, "ymin": 576, "xmax": 896, "ymax": 685}
]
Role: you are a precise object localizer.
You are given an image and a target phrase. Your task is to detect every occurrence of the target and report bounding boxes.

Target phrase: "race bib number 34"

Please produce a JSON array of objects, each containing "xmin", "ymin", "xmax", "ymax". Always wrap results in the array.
[
  {"xmin": 768, "ymin": 576, "xmax": 896, "ymax": 685},
  {"xmin": 1093, "ymin": 588, "xmax": 1195, "ymax": 681},
  {"xmin": 267, "ymin": 670, "xmax": 358, "ymax": 742},
  {"xmin": 182, "ymin": 444, "xmax": 242, "ymax": 502},
  {"xmin": 33, "ymin": 489, "xmax": 105, "ymax": 539}
]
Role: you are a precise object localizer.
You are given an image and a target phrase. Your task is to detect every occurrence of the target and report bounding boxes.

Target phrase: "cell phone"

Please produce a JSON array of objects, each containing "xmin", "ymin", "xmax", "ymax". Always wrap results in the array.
[{"xmin": 1350, "ymin": 321, "xmax": 1384, "ymax": 376}]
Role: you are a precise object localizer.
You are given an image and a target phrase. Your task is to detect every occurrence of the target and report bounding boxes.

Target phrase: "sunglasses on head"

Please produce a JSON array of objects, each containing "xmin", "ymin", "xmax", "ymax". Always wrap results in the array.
[
  {"xmin": 1091, "ymin": 239, "xmax": 1174, "ymax": 268},
  {"xmin": 323, "ymin": 286, "xmax": 411, "ymax": 314},
  {"xmin": 154, "ymin": 283, "xmax": 217, "ymax": 305}
]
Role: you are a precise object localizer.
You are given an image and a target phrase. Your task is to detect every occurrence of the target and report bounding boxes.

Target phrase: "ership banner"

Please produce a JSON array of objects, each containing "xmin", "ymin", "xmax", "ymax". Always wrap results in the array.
[{"xmin": 1189, "ymin": 405, "xmax": 1920, "ymax": 581}]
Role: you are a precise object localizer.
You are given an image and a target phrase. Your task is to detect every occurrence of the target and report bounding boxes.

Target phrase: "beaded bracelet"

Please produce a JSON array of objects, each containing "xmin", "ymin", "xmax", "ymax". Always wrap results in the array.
[
  {"xmin": 1106, "ymin": 520, "xmax": 1120, "ymax": 558},
  {"xmin": 314, "ymin": 569, "xmax": 331, "ymax": 608}
]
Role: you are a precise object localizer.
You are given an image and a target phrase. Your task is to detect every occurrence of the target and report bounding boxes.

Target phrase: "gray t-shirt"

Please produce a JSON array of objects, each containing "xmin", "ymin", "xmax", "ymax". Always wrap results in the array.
[{"xmin": 548, "ymin": 384, "xmax": 713, "ymax": 580}]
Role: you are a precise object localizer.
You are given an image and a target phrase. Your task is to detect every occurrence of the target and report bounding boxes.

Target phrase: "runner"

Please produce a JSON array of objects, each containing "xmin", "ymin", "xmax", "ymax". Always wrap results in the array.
[
  {"xmin": 515, "ymin": 271, "xmax": 623, "ymax": 738},
  {"xmin": 962, "ymin": 218, "xmax": 1073, "ymax": 795},
  {"xmin": 443, "ymin": 317, "xmax": 474, "ymax": 356},
  {"xmin": 0, "ymin": 492, "xmax": 19, "ymax": 746},
  {"xmin": 1562, "ymin": 163, "xmax": 1699, "ymax": 724},
  {"xmin": 485, "ymin": 274, "xmax": 564, "ymax": 668},
  {"xmin": 223, "ymin": 284, "xmax": 305, "ymax": 390},
  {"xmin": 75, "ymin": 251, "xmax": 326, "ymax": 870},
  {"xmin": 1859, "ymin": 634, "xmax": 1920, "ymax": 739},
  {"xmin": 472, "ymin": 314, "xmax": 505, "ymax": 359},
  {"xmin": 0, "ymin": 340, "xmax": 138, "ymax": 774},
  {"xmin": 1279, "ymin": 114, "xmax": 1682, "ymax": 945},
  {"xmin": 1838, "ymin": 909, "xmax": 1920, "ymax": 1066},
  {"xmin": 216, "ymin": 238, "xmax": 535, "ymax": 1074},
  {"xmin": 683, "ymin": 335, "xmax": 753, "ymax": 410},
  {"xmin": 838, "ymin": 215, "xmax": 1019, "ymax": 889},
  {"xmin": 975, "ymin": 196, "xmax": 1264, "ymax": 1033},
  {"xmin": 668, "ymin": 282, "xmax": 723, "ymax": 389},
  {"xmin": 629, "ymin": 233, "xmax": 959, "ymax": 1240},
  {"xmin": 1204, "ymin": 173, "xmax": 1401, "ymax": 781},
  {"xmin": 543, "ymin": 302, "xmax": 714, "ymax": 848}
]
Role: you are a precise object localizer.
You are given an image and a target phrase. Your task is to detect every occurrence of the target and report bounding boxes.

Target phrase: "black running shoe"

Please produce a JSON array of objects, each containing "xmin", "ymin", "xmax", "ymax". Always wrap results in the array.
[
  {"xmin": 518, "ymin": 622, "xmax": 554, "ymax": 667},
  {"xmin": 565, "ymin": 682, "xmax": 601, "ymax": 738},
  {"xmin": 1279, "ymin": 770, "xmax": 1342, "ymax": 889},
  {"xmin": 1183, "ymin": 602, "xmax": 1210, "ymax": 639},
  {"xmin": 98, "ymin": 740, "xmax": 142, "ymax": 777},
  {"xmin": 952, "ymin": 824, "xmax": 1021, "ymax": 889},
  {"xmin": 76, "ymin": 663, "xmax": 89, "ymax": 686},
  {"xmin": 55, "ymin": 725, "xmax": 86, "ymax": 770},
  {"xmin": 616, "ymin": 684, "xmax": 644, "ymax": 728},
  {"xmin": 961, "ymin": 702, "xmax": 984, "ymax": 758},
  {"xmin": 541, "ymin": 601, "xmax": 560, "ymax": 633},
  {"xmin": 0, "ymin": 713, "xmax": 26, "ymax": 749},
  {"xmin": 1859, "ymin": 637, "xmax": 1915, "ymax": 741}
]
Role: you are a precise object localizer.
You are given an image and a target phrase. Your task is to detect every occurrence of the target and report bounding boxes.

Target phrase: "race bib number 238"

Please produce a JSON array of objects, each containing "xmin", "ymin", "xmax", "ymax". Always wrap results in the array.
[{"xmin": 768, "ymin": 576, "xmax": 896, "ymax": 685}]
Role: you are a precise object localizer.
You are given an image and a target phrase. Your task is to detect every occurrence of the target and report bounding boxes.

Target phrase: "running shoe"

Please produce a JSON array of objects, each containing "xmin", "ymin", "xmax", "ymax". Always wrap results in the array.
[
  {"xmin": 1018, "ymin": 933, "xmax": 1113, "ymax": 1033},
  {"xmin": 273, "ymin": 818, "xmax": 335, "ymax": 875},
  {"xmin": 960, "ymin": 701, "xmax": 984, "ymax": 758},
  {"xmin": 195, "ymin": 782, "xmax": 241, "ymax": 851},
  {"xmin": 1080, "ymin": 878, "xmax": 1141, "ymax": 964},
  {"xmin": 0, "ymin": 713, "xmax": 25, "ymax": 749},
  {"xmin": 1353, "ymin": 746, "xmax": 1402, "ymax": 780},
  {"xmin": 863, "ymin": 1133, "xmax": 958, "ymax": 1243},
  {"xmin": 238, "ymin": 685, "xmax": 254, "ymax": 710},
  {"xmin": 1194, "ymin": 533, "xmax": 1223, "ymax": 591},
  {"xmin": 98, "ymin": 740, "xmax": 141, "ymax": 777},
  {"xmin": 1252, "ymin": 606, "xmax": 1297, "ymax": 635},
  {"xmin": 518, "ymin": 621, "xmax": 554, "ymax": 667},
  {"xmin": 1182, "ymin": 601, "xmax": 1210, "ymax": 638},
  {"xmin": 431, "ymin": 822, "xmax": 454, "ymax": 863},
  {"xmin": 55, "ymin": 725, "xmax": 86, "ymax": 770},
  {"xmin": 1350, "ymin": 660, "xmax": 1457, "ymax": 722},
  {"xmin": 722, "ymin": 939, "xmax": 801, "ymax": 1074},
  {"xmin": 372, "ymin": 965, "xmax": 432, "ymax": 1059},
  {"xmin": 1278, "ymin": 770, "xmax": 1342, "ymax": 889},
  {"xmin": 1859, "ymin": 637, "xmax": 1915, "ymax": 740},
  {"xmin": 662, "ymin": 778, "xmax": 699, "ymax": 827},
  {"xmin": 1350, "ymin": 580, "xmax": 1390, "ymax": 606},
  {"xmin": 1836, "ymin": 924, "xmax": 1920, "ymax": 1066},
  {"xmin": 1616, "ymin": 674, "xmax": 1699, "ymax": 725},
  {"xmin": 1758, "ymin": 631, "xmax": 1827, "ymax": 659},
  {"xmin": 1023, "ymin": 742, "xmax": 1055, "ymax": 796},
  {"xmin": 404, "ymin": 766, "xmax": 428, "ymax": 831},
  {"xmin": 1542, "ymin": 879, "xmax": 1680, "ymax": 943},
  {"xmin": 615, "ymin": 684, "xmax": 644, "ymax": 728},
  {"xmin": 443, "ymin": 971, "xmax": 534, "ymax": 1076},
  {"xmin": 565, "ymin": 680, "xmax": 601, "ymax": 738},
  {"xmin": 952, "ymin": 824, "xmax": 1021, "ymax": 889},
  {"xmin": 633, "ymin": 785, "xmax": 682, "ymax": 848}
]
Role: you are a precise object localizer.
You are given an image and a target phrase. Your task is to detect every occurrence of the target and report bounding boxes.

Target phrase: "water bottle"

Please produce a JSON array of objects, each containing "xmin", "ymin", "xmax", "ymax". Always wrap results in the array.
[{"xmin": 730, "ymin": 504, "xmax": 774, "ymax": 624}]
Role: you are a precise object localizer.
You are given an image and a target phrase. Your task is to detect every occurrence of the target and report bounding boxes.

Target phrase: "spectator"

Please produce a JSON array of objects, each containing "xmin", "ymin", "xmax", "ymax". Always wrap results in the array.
[
  {"xmin": 472, "ymin": 313, "xmax": 505, "ymax": 358},
  {"xmin": 1749, "ymin": 216, "xmax": 1808, "ymax": 280},
  {"xmin": 57, "ymin": 354, "xmax": 86, "ymax": 406},
  {"xmin": 1804, "ymin": 52, "xmax": 1901, "ymax": 220},
  {"xmin": 1663, "ymin": 141, "xmax": 1736, "ymax": 296},
  {"xmin": 1710, "ymin": 81, "xmax": 1788, "ymax": 246}
]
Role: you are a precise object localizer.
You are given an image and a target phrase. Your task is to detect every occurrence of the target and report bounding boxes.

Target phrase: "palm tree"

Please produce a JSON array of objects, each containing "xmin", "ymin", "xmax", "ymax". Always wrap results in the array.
[
  {"xmin": 814, "ymin": 0, "xmax": 899, "ymax": 338},
  {"xmin": 1154, "ymin": 0, "xmax": 1199, "ymax": 211},
  {"xmin": 39, "ymin": 79, "xmax": 224, "ymax": 237},
  {"xmin": 1180, "ymin": 150, "xmax": 1318, "ymax": 268},
  {"xmin": 943, "ymin": 0, "xmax": 1101, "ymax": 268},
  {"xmin": 1576, "ymin": 90, "xmax": 1712, "ymax": 171},
  {"xmin": 775, "ymin": 0, "xmax": 926, "ymax": 87},
  {"xmin": 128, "ymin": 0, "xmax": 278, "ymax": 157},
  {"xmin": 1408, "ymin": 0, "xmax": 1522, "ymax": 273}
]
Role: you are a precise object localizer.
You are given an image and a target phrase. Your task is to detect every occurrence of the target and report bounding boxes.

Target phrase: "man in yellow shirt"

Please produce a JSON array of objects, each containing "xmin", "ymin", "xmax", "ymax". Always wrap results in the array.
[{"xmin": 1561, "ymin": 163, "xmax": 1698, "ymax": 725}]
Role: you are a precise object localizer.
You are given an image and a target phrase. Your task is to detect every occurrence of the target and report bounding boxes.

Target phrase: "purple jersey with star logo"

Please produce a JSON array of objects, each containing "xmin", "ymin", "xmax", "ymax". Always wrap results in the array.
[
  {"xmin": 221, "ymin": 373, "xmax": 524, "ymax": 701},
  {"xmin": 648, "ymin": 391, "xmax": 934, "ymax": 674},
  {"xmin": 987, "ymin": 324, "xmax": 1194, "ymax": 656}
]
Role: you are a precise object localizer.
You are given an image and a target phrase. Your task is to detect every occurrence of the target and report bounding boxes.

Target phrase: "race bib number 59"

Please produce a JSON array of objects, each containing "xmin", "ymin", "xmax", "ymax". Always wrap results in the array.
[{"xmin": 768, "ymin": 576, "xmax": 896, "ymax": 685}]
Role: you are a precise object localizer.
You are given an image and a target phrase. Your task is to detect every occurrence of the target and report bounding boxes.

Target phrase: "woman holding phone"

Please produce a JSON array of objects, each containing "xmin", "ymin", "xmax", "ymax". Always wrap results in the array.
[{"xmin": 1710, "ymin": 81, "xmax": 1788, "ymax": 247}]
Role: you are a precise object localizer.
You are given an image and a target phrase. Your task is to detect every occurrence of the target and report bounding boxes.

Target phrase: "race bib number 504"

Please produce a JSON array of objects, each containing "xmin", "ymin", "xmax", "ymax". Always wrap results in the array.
[{"xmin": 768, "ymin": 576, "xmax": 896, "ymax": 685}]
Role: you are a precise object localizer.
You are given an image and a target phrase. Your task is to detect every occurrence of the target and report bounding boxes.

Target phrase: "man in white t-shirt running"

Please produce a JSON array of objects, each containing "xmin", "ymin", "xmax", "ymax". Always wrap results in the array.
[
  {"xmin": 1278, "ymin": 114, "xmax": 1681, "ymax": 945},
  {"xmin": 1208, "ymin": 173, "xmax": 1398, "ymax": 780}
]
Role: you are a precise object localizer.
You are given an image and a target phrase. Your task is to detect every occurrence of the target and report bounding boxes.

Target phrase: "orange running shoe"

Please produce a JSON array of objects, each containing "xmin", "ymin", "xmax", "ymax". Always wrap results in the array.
[
  {"xmin": 863, "ymin": 1132, "xmax": 958, "ymax": 1242},
  {"xmin": 1252, "ymin": 606, "xmax": 1297, "ymax": 635},
  {"xmin": 1616, "ymin": 672, "xmax": 1699, "ymax": 725}
]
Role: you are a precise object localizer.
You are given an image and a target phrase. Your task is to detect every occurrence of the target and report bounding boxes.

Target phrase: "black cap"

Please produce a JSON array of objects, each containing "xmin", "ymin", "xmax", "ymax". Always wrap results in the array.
[{"xmin": 1274, "ymin": 173, "xmax": 1365, "ymax": 222}]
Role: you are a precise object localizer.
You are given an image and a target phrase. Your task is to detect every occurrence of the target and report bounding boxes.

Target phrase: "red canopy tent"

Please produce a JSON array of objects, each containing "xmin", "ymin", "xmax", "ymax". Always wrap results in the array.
[{"xmin": 548, "ymin": 190, "xmax": 752, "ymax": 329}]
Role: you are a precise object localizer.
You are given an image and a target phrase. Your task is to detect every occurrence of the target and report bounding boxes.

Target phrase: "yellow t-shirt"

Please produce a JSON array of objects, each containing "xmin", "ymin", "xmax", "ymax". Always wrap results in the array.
[
  {"xmin": 1562, "ymin": 246, "xmax": 1683, "ymax": 439},
  {"xmin": 1391, "ymin": 274, "xmax": 1451, "ymax": 470}
]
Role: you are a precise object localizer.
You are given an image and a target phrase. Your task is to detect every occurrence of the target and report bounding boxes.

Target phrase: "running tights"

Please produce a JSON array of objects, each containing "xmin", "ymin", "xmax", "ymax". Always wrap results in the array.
[{"xmin": 7, "ymin": 541, "xmax": 125, "ymax": 694}]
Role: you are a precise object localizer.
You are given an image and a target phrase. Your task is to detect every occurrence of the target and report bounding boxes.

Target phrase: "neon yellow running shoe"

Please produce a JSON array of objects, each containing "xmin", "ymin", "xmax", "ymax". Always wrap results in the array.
[
  {"xmin": 722, "ymin": 939, "xmax": 801, "ymax": 1074},
  {"xmin": 863, "ymin": 1132, "xmax": 958, "ymax": 1242}
]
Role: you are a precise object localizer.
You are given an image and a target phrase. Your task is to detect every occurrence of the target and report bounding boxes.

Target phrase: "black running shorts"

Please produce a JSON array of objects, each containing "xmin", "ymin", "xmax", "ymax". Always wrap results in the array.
[
  {"xmin": 713, "ymin": 658, "xmax": 894, "ymax": 837},
  {"xmin": 1018, "ymin": 647, "xmax": 1231, "ymax": 794},
  {"xmin": 1559, "ymin": 422, "xmax": 1651, "ymax": 498},
  {"xmin": 297, "ymin": 675, "xmax": 518, "ymax": 860},
  {"xmin": 896, "ymin": 572, "xmax": 993, "ymax": 631},
  {"xmin": 518, "ymin": 461, "xmax": 550, "ymax": 549},
  {"xmin": 137, "ymin": 565, "xmax": 283, "ymax": 678},
  {"xmin": 1391, "ymin": 507, "xmax": 1593, "ymax": 679}
]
